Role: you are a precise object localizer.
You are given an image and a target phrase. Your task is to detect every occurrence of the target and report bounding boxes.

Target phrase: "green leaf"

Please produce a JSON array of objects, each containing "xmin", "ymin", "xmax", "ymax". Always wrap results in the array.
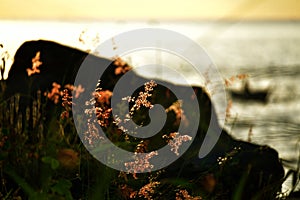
[
  {"xmin": 51, "ymin": 179, "xmax": 73, "ymax": 200},
  {"xmin": 41, "ymin": 156, "xmax": 52, "ymax": 163},
  {"xmin": 3, "ymin": 165, "xmax": 36, "ymax": 196},
  {"xmin": 51, "ymin": 159, "xmax": 60, "ymax": 170},
  {"xmin": 41, "ymin": 156, "xmax": 60, "ymax": 170}
]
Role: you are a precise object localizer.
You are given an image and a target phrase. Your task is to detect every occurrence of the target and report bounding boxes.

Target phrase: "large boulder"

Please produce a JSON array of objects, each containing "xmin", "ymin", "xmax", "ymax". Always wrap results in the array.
[{"xmin": 2, "ymin": 40, "xmax": 284, "ymax": 199}]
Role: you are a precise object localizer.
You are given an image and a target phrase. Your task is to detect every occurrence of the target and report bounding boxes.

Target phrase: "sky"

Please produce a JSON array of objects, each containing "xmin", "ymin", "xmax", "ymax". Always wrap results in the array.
[{"xmin": 1, "ymin": 0, "xmax": 300, "ymax": 21}]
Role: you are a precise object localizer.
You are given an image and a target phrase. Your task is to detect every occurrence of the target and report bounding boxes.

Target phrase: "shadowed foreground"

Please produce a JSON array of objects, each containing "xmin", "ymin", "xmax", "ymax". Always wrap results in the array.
[{"xmin": 0, "ymin": 40, "xmax": 285, "ymax": 199}]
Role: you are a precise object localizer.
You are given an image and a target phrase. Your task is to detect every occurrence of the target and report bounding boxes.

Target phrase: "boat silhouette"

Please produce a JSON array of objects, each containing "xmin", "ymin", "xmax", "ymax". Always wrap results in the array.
[{"xmin": 229, "ymin": 81, "xmax": 270, "ymax": 102}]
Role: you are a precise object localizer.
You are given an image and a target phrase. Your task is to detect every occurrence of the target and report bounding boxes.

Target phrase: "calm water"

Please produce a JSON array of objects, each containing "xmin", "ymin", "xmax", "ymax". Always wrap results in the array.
[{"xmin": 1, "ymin": 20, "xmax": 300, "ymax": 192}]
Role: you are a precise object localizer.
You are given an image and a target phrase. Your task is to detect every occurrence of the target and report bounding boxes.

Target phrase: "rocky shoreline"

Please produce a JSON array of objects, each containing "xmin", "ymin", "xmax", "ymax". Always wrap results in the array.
[{"xmin": 0, "ymin": 40, "xmax": 290, "ymax": 199}]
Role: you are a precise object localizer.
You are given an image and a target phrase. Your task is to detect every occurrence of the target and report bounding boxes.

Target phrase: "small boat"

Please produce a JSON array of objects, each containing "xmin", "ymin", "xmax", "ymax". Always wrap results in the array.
[{"xmin": 228, "ymin": 81, "xmax": 270, "ymax": 102}]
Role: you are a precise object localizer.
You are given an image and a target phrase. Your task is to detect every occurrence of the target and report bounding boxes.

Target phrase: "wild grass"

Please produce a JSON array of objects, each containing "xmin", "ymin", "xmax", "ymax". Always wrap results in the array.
[
  {"xmin": 0, "ymin": 39, "xmax": 297, "ymax": 199},
  {"xmin": 0, "ymin": 80, "xmax": 205, "ymax": 199},
  {"xmin": 1, "ymin": 76, "xmax": 296, "ymax": 199}
]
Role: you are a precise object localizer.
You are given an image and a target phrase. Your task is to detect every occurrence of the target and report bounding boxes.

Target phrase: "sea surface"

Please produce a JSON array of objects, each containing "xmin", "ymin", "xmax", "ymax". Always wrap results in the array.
[{"xmin": 1, "ymin": 20, "xmax": 300, "ymax": 193}]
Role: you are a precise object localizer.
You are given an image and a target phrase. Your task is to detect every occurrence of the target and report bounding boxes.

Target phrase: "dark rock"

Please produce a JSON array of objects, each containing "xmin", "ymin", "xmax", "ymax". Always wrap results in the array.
[{"xmin": 3, "ymin": 40, "xmax": 284, "ymax": 199}]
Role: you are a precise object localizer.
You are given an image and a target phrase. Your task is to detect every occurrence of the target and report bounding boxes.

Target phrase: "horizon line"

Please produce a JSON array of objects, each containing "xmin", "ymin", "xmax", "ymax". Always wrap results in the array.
[{"xmin": 1, "ymin": 17, "xmax": 300, "ymax": 23}]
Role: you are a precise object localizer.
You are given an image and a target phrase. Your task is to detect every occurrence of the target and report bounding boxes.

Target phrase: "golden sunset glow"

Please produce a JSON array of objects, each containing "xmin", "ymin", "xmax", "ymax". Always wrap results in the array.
[{"xmin": 1, "ymin": 0, "xmax": 300, "ymax": 20}]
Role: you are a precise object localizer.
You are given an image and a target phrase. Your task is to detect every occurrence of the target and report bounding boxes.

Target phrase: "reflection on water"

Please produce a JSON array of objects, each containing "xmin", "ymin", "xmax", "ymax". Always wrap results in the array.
[
  {"xmin": 223, "ymin": 72, "xmax": 300, "ymax": 192},
  {"xmin": 224, "ymin": 94, "xmax": 300, "ymax": 192}
]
